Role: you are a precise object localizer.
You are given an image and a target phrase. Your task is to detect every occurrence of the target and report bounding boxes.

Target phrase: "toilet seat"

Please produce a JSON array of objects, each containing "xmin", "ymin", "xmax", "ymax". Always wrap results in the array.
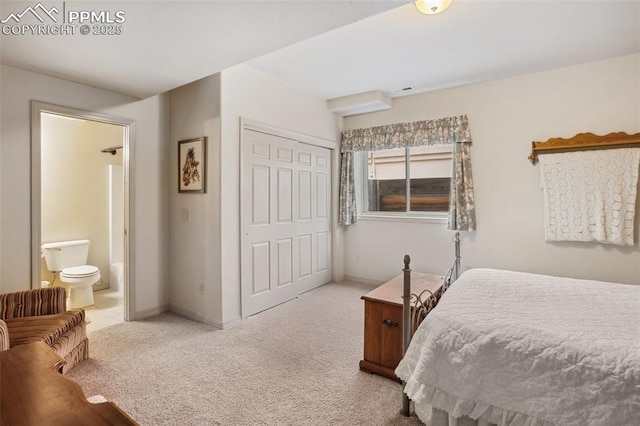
[
  {"xmin": 59, "ymin": 265, "xmax": 100, "ymax": 309},
  {"xmin": 61, "ymin": 265, "xmax": 99, "ymax": 279}
]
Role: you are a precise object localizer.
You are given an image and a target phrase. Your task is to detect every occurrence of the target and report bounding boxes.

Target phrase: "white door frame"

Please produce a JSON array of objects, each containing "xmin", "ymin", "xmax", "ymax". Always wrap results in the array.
[
  {"xmin": 239, "ymin": 118, "xmax": 338, "ymax": 320},
  {"xmin": 30, "ymin": 101, "xmax": 135, "ymax": 321}
]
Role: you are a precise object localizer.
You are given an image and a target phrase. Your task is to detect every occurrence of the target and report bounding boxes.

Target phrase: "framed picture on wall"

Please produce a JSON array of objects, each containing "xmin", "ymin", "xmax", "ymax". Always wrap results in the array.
[{"xmin": 178, "ymin": 136, "xmax": 207, "ymax": 193}]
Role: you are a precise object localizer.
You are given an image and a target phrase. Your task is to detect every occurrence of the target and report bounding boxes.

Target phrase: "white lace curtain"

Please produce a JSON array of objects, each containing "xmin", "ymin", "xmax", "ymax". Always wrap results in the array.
[{"xmin": 338, "ymin": 114, "xmax": 476, "ymax": 231}]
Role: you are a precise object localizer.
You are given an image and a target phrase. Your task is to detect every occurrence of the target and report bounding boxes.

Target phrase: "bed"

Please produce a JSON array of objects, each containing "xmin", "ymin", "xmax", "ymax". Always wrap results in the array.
[{"xmin": 396, "ymin": 267, "xmax": 640, "ymax": 426}]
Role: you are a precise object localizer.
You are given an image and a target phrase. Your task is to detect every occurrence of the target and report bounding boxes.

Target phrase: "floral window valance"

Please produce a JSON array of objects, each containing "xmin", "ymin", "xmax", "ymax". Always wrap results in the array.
[
  {"xmin": 339, "ymin": 114, "xmax": 476, "ymax": 231},
  {"xmin": 341, "ymin": 115, "xmax": 472, "ymax": 153}
]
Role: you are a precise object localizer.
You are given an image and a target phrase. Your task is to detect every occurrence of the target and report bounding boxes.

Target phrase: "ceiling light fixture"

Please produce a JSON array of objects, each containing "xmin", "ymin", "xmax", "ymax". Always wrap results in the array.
[{"xmin": 414, "ymin": 0, "xmax": 453, "ymax": 15}]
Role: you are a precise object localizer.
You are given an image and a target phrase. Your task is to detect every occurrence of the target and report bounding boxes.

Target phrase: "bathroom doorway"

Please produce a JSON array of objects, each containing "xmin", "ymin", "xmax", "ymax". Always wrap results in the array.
[{"xmin": 31, "ymin": 102, "xmax": 134, "ymax": 324}]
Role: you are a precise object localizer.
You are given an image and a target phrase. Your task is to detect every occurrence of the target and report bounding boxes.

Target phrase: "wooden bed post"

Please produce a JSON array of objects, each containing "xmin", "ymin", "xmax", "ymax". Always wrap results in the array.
[{"xmin": 401, "ymin": 254, "xmax": 411, "ymax": 417}]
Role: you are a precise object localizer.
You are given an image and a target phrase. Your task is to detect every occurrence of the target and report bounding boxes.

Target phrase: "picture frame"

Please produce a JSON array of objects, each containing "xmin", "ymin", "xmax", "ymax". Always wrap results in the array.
[{"xmin": 178, "ymin": 136, "xmax": 207, "ymax": 193}]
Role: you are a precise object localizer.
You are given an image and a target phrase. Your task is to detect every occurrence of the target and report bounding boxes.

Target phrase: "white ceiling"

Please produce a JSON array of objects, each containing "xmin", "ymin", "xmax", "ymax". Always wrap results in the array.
[
  {"xmin": 249, "ymin": 0, "xmax": 640, "ymax": 100},
  {"xmin": 1, "ymin": 1, "xmax": 638, "ymax": 101},
  {"xmin": 0, "ymin": 0, "xmax": 401, "ymax": 99}
]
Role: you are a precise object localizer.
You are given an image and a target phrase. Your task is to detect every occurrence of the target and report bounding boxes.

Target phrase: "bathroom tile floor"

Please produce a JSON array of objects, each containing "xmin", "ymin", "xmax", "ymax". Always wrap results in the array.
[{"xmin": 84, "ymin": 287, "xmax": 124, "ymax": 333}]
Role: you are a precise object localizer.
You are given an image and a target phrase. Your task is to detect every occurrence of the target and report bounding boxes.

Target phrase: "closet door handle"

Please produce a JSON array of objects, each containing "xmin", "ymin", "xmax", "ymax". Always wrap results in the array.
[{"xmin": 381, "ymin": 318, "xmax": 398, "ymax": 328}]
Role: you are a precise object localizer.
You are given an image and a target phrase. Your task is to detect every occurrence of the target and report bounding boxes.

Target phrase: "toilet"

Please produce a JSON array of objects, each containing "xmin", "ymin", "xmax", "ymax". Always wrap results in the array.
[{"xmin": 41, "ymin": 240, "xmax": 101, "ymax": 308}]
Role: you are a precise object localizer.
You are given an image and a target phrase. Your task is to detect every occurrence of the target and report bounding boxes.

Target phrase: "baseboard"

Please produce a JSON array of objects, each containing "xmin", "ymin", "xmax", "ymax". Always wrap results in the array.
[
  {"xmin": 168, "ymin": 305, "xmax": 204, "ymax": 326},
  {"xmin": 208, "ymin": 315, "xmax": 242, "ymax": 330},
  {"xmin": 168, "ymin": 305, "xmax": 243, "ymax": 330},
  {"xmin": 134, "ymin": 304, "xmax": 170, "ymax": 320}
]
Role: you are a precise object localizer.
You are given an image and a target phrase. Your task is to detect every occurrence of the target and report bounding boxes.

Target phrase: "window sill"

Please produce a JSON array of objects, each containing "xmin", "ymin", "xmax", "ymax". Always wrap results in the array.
[{"xmin": 357, "ymin": 212, "xmax": 448, "ymax": 224}]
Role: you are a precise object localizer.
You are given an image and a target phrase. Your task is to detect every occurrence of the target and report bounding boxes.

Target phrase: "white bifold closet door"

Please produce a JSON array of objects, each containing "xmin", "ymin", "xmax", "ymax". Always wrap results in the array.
[{"xmin": 242, "ymin": 130, "xmax": 332, "ymax": 317}]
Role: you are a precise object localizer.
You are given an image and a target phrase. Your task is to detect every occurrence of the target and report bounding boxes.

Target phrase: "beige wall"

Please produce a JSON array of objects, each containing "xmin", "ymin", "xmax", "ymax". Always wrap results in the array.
[
  {"xmin": 166, "ymin": 65, "xmax": 343, "ymax": 328},
  {"xmin": 0, "ymin": 65, "xmax": 170, "ymax": 318},
  {"xmin": 6, "ymin": 52, "xmax": 636, "ymax": 326},
  {"xmin": 168, "ymin": 74, "xmax": 222, "ymax": 325},
  {"xmin": 40, "ymin": 114, "xmax": 123, "ymax": 287},
  {"xmin": 343, "ymin": 53, "xmax": 640, "ymax": 285}
]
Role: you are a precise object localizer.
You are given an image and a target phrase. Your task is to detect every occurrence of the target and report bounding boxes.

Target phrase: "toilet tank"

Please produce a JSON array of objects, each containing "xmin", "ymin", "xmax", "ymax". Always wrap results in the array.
[{"xmin": 41, "ymin": 240, "xmax": 91, "ymax": 271}]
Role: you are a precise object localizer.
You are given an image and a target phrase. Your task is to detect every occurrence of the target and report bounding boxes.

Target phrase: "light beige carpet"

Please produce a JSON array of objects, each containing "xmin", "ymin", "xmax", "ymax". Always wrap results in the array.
[{"xmin": 67, "ymin": 281, "xmax": 423, "ymax": 425}]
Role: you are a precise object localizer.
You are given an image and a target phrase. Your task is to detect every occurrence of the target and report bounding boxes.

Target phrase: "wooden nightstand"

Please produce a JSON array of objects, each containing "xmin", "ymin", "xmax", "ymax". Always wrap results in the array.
[{"xmin": 359, "ymin": 272, "xmax": 444, "ymax": 381}]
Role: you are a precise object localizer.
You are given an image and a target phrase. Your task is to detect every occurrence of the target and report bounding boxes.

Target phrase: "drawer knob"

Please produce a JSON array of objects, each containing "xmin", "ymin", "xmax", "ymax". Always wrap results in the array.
[{"xmin": 381, "ymin": 318, "xmax": 398, "ymax": 328}]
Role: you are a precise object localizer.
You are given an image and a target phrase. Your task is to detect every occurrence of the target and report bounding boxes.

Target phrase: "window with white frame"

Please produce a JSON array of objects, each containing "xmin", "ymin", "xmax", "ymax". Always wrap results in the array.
[{"xmin": 359, "ymin": 144, "xmax": 453, "ymax": 215}]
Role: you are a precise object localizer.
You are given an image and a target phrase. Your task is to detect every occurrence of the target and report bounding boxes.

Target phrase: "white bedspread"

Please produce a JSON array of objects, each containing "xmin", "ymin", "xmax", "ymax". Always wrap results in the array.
[{"xmin": 395, "ymin": 269, "xmax": 640, "ymax": 426}]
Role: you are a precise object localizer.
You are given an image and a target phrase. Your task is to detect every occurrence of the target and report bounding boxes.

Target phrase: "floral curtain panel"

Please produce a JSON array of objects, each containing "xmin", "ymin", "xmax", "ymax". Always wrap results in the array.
[
  {"xmin": 339, "ymin": 114, "xmax": 476, "ymax": 230},
  {"xmin": 448, "ymin": 141, "xmax": 476, "ymax": 231},
  {"xmin": 338, "ymin": 151, "xmax": 357, "ymax": 225}
]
